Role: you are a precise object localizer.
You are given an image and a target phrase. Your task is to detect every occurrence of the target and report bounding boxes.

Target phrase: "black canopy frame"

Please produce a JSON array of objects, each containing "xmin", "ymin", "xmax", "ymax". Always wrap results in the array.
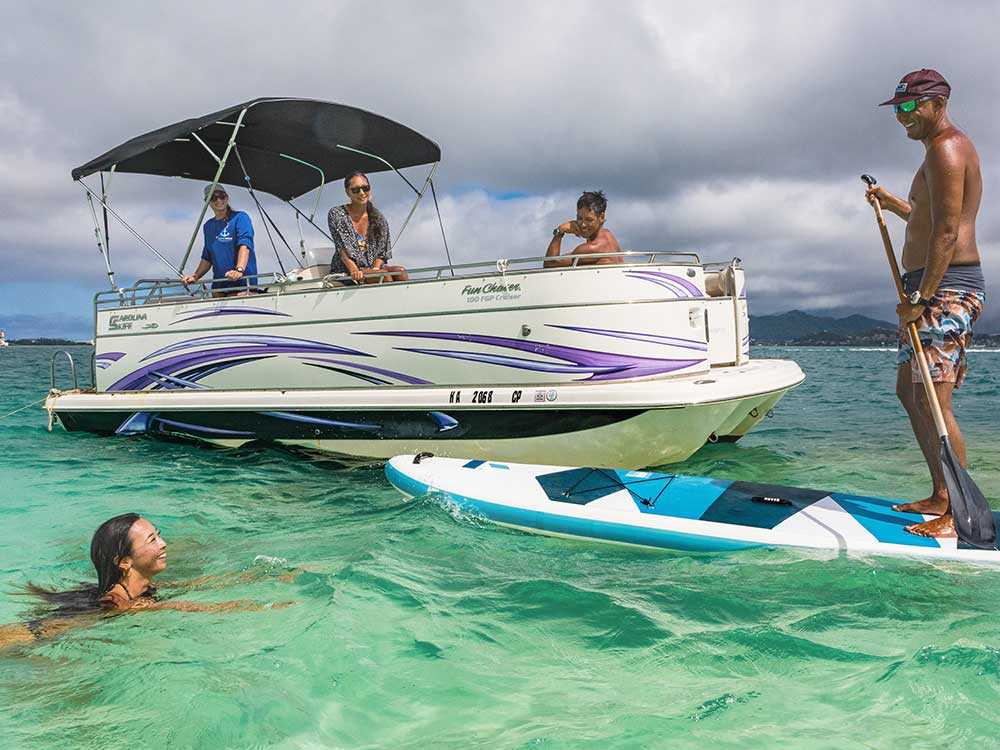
[{"xmin": 72, "ymin": 98, "xmax": 447, "ymax": 279}]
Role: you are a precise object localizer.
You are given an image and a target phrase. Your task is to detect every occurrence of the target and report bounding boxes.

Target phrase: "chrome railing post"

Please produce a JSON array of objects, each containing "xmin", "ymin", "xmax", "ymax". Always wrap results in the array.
[{"xmin": 50, "ymin": 351, "xmax": 78, "ymax": 391}]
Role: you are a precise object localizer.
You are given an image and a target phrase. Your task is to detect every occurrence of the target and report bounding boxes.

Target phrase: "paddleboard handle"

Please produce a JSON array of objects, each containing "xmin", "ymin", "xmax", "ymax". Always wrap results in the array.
[
  {"xmin": 752, "ymin": 495, "xmax": 791, "ymax": 506},
  {"xmin": 413, "ymin": 452, "xmax": 435, "ymax": 464}
]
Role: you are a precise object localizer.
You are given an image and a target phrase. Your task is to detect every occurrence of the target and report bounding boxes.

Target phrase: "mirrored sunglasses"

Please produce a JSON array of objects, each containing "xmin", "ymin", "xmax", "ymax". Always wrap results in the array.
[{"xmin": 893, "ymin": 97, "xmax": 930, "ymax": 114}]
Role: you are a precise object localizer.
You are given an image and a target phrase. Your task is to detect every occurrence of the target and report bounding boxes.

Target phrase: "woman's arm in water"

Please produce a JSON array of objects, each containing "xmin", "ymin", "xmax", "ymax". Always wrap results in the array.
[
  {"xmin": 158, "ymin": 566, "xmax": 302, "ymax": 590},
  {"xmin": 0, "ymin": 616, "xmax": 93, "ymax": 649},
  {"xmin": 130, "ymin": 599, "xmax": 295, "ymax": 613},
  {"xmin": 0, "ymin": 600, "xmax": 295, "ymax": 651}
]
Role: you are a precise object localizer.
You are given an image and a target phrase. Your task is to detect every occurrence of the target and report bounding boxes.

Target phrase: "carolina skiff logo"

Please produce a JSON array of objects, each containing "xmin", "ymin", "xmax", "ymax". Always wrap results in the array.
[
  {"xmin": 462, "ymin": 281, "xmax": 523, "ymax": 304},
  {"xmin": 108, "ymin": 312, "xmax": 147, "ymax": 331}
]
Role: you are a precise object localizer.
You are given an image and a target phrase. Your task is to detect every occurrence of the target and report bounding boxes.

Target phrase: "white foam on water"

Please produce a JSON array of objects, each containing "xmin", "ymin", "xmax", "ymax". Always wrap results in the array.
[{"xmin": 253, "ymin": 554, "xmax": 288, "ymax": 566}]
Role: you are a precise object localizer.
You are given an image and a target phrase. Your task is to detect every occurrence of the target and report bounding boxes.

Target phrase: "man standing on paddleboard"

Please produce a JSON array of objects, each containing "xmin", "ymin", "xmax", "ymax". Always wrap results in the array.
[{"xmin": 866, "ymin": 69, "xmax": 986, "ymax": 538}]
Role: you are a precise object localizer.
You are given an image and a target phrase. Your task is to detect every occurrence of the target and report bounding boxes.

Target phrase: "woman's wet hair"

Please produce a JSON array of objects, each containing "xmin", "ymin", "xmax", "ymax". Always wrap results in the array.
[
  {"xmin": 21, "ymin": 513, "xmax": 140, "ymax": 614},
  {"xmin": 344, "ymin": 170, "xmax": 386, "ymax": 249},
  {"xmin": 91, "ymin": 513, "xmax": 141, "ymax": 597},
  {"xmin": 577, "ymin": 190, "xmax": 608, "ymax": 215}
]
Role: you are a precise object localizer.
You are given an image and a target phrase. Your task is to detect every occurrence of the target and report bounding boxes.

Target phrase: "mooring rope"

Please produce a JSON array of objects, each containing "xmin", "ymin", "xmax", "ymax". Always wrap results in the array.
[{"xmin": 0, "ymin": 395, "xmax": 49, "ymax": 422}]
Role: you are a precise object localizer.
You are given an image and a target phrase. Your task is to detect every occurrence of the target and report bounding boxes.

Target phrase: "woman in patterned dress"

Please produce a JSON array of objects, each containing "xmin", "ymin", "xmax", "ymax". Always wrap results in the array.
[{"xmin": 327, "ymin": 171, "xmax": 409, "ymax": 284}]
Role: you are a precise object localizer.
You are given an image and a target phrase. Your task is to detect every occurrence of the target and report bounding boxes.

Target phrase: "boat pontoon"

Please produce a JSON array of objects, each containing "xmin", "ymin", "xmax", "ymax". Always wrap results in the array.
[{"xmin": 46, "ymin": 98, "xmax": 803, "ymax": 469}]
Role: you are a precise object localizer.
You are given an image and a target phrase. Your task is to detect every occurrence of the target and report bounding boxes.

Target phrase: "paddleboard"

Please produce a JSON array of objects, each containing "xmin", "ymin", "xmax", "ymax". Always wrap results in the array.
[{"xmin": 385, "ymin": 454, "xmax": 1000, "ymax": 563}]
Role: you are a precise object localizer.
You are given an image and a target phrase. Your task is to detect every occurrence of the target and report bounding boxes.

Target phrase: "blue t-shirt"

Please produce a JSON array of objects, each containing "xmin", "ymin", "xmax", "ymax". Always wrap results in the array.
[{"xmin": 201, "ymin": 211, "xmax": 256, "ymax": 290}]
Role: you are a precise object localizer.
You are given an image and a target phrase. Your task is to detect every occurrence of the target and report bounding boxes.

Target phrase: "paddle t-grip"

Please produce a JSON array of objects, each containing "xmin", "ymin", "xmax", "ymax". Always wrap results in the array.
[{"xmin": 860, "ymin": 174, "xmax": 876, "ymax": 187}]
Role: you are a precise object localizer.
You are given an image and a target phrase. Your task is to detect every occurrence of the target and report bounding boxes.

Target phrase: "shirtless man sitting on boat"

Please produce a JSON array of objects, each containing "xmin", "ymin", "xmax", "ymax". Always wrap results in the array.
[
  {"xmin": 866, "ymin": 69, "xmax": 986, "ymax": 538},
  {"xmin": 544, "ymin": 190, "xmax": 622, "ymax": 268}
]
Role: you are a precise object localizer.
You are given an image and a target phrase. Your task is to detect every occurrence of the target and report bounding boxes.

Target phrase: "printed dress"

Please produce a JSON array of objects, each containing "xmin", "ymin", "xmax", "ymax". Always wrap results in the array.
[{"xmin": 327, "ymin": 205, "xmax": 391, "ymax": 275}]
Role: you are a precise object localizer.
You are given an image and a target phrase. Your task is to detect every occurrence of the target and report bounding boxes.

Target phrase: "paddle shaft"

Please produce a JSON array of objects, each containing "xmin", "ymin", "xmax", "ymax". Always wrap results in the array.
[{"xmin": 863, "ymin": 180, "xmax": 950, "ymax": 442}]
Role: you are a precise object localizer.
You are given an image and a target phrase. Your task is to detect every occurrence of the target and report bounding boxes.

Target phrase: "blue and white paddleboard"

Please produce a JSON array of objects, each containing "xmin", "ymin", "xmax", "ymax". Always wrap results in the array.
[{"xmin": 385, "ymin": 455, "xmax": 1000, "ymax": 563}]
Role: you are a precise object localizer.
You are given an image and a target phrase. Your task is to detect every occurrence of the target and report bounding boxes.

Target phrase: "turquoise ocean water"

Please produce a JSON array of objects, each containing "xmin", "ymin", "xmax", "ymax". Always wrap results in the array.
[{"xmin": 2, "ymin": 345, "xmax": 1000, "ymax": 749}]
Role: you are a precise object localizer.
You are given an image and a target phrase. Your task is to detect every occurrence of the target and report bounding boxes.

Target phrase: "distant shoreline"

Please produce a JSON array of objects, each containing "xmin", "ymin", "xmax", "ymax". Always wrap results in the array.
[
  {"xmin": 753, "ymin": 339, "xmax": 1000, "ymax": 347},
  {"xmin": 7, "ymin": 339, "xmax": 92, "ymax": 346},
  {"xmin": 753, "ymin": 343, "xmax": 1000, "ymax": 351},
  {"xmin": 9, "ymin": 340, "xmax": 1000, "ymax": 350}
]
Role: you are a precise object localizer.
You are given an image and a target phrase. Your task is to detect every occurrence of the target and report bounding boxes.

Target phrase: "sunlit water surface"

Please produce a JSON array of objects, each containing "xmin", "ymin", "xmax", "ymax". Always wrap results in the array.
[{"xmin": 2, "ymin": 345, "xmax": 1000, "ymax": 749}]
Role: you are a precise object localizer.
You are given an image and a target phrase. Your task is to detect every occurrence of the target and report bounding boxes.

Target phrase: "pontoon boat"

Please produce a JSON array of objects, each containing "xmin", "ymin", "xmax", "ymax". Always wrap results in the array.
[{"xmin": 46, "ymin": 98, "xmax": 803, "ymax": 469}]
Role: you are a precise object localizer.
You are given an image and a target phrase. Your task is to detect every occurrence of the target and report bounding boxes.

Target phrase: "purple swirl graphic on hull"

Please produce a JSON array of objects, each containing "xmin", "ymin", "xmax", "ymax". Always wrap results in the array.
[
  {"xmin": 141, "ymin": 334, "xmax": 367, "ymax": 362},
  {"xmin": 170, "ymin": 307, "xmax": 292, "ymax": 325},
  {"xmin": 625, "ymin": 270, "xmax": 704, "ymax": 298},
  {"xmin": 396, "ymin": 348, "xmax": 631, "ymax": 376},
  {"xmin": 152, "ymin": 418, "xmax": 256, "ymax": 436},
  {"xmin": 96, "ymin": 352, "xmax": 126, "ymax": 370},
  {"xmin": 545, "ymin": 324, "xmax": 708, "ymax": 352},
  {"xmin": 114, "ymin": 409, "xmax": 458, "ymax": 439},
  {"xmin": 110, "ymin": 335, "xmax": 377, "ymax": 392},
  {"xmin": 260, "ymin": 412, "xmax": 381, "ymax": 431},
  {"xmin": 361, "ymin": 331, "xmax": 703, "ymax": 381},
  {"xmin": 295, "ymin": 357, "xmax": 431, "ymax": 385}
]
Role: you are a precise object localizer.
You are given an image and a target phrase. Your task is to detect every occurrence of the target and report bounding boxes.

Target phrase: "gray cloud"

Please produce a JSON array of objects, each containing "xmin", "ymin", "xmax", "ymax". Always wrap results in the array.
[{"xmin": 3, "ymin": 0, "xmax": 999, "ymax": 336}]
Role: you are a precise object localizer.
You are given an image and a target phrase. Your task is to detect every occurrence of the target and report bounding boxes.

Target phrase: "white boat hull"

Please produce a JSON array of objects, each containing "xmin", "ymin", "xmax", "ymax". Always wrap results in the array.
[{"xmin": 47, "ymin": 359, "xmax": 803, "ymax": 468}]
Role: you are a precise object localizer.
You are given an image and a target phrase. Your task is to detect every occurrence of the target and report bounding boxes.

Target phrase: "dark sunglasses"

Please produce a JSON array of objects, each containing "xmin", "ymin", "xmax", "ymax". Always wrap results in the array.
[
  {"xmin": 350, "ymin": 184, "xmax": 371, "ymax": 194},
  {"xmin": 210, "ymin": 192, "xmax": 228, "ymax": 201},
  {"xmin": 893, "ymin": 97, "xmax": 930, "ymax": 114}
]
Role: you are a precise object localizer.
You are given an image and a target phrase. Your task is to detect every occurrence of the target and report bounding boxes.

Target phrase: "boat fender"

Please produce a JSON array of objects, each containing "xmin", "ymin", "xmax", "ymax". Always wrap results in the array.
[{"xmin": 413, "ymin": 452, "xmax": 435, "ymax": 464}]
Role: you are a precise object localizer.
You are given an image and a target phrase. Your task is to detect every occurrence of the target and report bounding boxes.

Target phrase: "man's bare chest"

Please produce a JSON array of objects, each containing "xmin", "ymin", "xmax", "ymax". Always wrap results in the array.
[{"xmin": 908, "ymin": 165, "xmax": 930, "ymax": 219}]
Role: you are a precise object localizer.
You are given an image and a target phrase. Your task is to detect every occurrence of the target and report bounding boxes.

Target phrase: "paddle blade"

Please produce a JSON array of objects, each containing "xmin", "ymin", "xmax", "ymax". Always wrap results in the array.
[{"xmin": 940, "ymin": 437, "xmax": 997, "ymax": 549}]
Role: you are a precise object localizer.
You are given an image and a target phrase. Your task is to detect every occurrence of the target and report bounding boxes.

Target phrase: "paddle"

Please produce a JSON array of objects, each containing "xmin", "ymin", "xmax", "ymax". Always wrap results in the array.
[{"xmin": 861, "ymin": 174, "xmax": 996, "ymax": 548}]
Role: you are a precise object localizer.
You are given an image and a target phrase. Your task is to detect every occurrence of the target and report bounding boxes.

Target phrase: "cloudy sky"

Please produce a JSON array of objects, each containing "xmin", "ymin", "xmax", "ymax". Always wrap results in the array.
[{"xmin": 3, "ymin": 1, "xmax": 998, "ymax": 339}]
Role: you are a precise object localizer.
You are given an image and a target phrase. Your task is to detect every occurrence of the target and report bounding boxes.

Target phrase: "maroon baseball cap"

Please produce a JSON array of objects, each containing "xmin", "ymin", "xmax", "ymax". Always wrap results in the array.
[{"xmin": 879, "ymin": 69, "xmax": 951, "ymax": 106}]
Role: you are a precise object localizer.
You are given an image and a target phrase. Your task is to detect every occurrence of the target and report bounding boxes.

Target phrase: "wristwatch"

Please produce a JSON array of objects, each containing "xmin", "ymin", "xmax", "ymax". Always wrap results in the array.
[
  {"xmin": 236, "ymin": 266, "xmax": 245, "ymax": 273},
  {"xmin": 908, "ymin": 290, "xmax": 932, "ymax": 307},
  {"xmin": 553, "ymin": 228, "xmax": 565, "ymax": 238}
]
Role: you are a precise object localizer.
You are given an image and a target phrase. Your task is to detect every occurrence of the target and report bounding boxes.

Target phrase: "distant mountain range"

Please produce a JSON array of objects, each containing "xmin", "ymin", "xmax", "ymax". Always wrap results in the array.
[
  {"xmin": 750, "ymin": 310, "xmax": 894, "ymax": 344},
  {"xmin": 750, "ymin": 310, "xmax": 1000, "ymax": 346}
]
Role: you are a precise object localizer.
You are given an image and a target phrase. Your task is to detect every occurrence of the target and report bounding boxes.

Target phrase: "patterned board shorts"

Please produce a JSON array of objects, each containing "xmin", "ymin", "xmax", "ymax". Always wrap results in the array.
[{"xmin": 897, "ymin": 290, "xmax": 985, "ymax": 387}]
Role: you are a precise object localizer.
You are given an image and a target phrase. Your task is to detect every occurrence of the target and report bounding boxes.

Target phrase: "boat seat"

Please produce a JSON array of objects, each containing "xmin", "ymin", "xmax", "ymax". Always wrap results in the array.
[
  {"xmin": 285, "ymin": 263, "xmax": 332, "ymax": 282},
  {"xmin": 705, "ymin": 268, "xmax": 737, "ymax": 297}
]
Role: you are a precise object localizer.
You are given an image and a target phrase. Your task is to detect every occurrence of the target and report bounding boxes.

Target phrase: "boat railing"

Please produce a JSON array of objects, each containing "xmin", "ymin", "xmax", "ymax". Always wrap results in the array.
[
  {"xmin": 94, "ymin": 250, "xmax": 706, "ymax": 311},
  {"xmin": 50, "ymin": 350, "xmax": 79, "ymax": 391}
]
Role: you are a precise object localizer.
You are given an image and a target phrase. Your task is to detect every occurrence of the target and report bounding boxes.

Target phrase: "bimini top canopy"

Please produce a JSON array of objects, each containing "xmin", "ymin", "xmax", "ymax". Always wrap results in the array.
[{"xmin": 71, "ymin": 98, "xmax": 441, "ymax": 201}]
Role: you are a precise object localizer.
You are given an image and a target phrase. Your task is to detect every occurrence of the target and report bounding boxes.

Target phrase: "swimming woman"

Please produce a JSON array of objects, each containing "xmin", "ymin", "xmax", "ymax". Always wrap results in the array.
[
  {"xmin": 327, "ymin": 171, "xmax": 409, "ymax": 284},
  {"xmin": 0, "ymin": 513, "xmax": 292, "ymax": 649}
]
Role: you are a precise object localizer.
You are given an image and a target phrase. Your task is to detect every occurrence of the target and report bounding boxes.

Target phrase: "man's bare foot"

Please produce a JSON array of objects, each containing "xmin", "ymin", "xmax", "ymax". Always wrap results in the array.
[
  {"xmin": 892, "ymin": 496, "xmax": 949, "ymax": 516},
  {"xmin": 904, "ymin": 513, "xmax": 957, "ymax": 538}
]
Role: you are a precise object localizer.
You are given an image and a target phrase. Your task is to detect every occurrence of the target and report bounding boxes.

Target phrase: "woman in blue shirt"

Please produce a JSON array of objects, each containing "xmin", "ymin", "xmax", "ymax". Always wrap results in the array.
[{"xmin": 182, "ymin": 185, "xmax": 256, "ymax": 296}]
